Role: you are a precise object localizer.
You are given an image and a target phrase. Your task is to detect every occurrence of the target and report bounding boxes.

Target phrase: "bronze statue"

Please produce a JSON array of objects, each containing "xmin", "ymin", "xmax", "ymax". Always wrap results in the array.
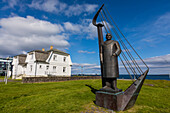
[
  {"xmin": 92, "ymin": 4, "xmax": 149, "ymax": 111},
  {"xmin": 101, "ymin": 33, "xmax": 121, "ymax": 92}
]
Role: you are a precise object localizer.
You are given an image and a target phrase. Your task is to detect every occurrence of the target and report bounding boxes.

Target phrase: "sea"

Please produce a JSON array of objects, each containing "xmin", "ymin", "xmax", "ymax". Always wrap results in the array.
[{"xmin": 72, "ymin": 74, "xmax": 170, "ymax": 80}]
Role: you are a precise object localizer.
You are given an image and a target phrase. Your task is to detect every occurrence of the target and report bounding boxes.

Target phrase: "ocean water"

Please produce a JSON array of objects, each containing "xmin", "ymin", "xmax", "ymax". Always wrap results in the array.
[
  {"xmin": 118, "ymin": 74, "xmax": 170, "ymax": 80},
  {"xmin": 72, "ymin": 74, "xmax": 170, "ymax": 80}
]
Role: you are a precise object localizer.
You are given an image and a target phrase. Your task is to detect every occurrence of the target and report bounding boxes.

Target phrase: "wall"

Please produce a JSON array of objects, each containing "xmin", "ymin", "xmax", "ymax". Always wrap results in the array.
[
  {"xmin": 48, "ymin": 53, "xmax": 72, "ymax": 76},
  {"xmin": 22, "ymin": 76, "xmax": 101, "ymax": 83},
  {"xmin": 25, "ymin": 52, "xmax": 36, "ymax": 77}
]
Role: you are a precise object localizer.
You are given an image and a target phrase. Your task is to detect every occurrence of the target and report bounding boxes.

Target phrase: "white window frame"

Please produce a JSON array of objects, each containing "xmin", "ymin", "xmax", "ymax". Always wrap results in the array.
[
  {"xmin": 53, "ymin": 55, "xmax": 57, "ymax": 61},
  {"xmin": 53, "ymin": 66, "xmax": 56, "ymax": 72}
]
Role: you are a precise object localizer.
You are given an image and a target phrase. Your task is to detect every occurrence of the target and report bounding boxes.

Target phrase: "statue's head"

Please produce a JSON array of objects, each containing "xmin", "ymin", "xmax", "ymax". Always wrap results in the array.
[{"xmin": 106, "ymin": 33, "xmax": 112, "ymax": 40}]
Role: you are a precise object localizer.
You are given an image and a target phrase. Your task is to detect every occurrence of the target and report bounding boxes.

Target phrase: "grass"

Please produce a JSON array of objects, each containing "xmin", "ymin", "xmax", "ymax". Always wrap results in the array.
[
  {"xmin": 0, "ymin": 79, "xmax": 169, "ymax": 113},
  {"xmin": 0, "ymin": 76, "xmax": 12, "ymax": 80}
]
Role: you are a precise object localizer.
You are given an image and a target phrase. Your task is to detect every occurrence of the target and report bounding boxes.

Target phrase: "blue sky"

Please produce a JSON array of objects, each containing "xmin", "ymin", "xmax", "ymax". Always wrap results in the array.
[{"xmin": 0, "ymin": 0, "xmax": 170, "ymax": 74}]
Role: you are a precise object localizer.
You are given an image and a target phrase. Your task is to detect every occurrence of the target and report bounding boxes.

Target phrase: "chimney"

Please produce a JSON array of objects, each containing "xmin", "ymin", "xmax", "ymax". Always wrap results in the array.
[
  {"xmin": 50, "ymin": 46, "xmax": 53, "ymax": 50},
  {"xmin": 42, "ymin": 48, "xmax": 45, "ymax": 51}
]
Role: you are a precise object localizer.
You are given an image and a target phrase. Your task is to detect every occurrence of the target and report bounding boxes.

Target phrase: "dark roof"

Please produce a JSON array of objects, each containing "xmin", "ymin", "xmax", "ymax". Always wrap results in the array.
[
  {"xmin": 47, "ymin": 49, "xmax": 69, "ymax": 56},
  {"xmin": 18, "ymin": 55, "xmax": 27, "ymax": 65},
  {"xmin": 28, "ymin": 50, "xmax": 47, "ymax": 54},
  {"xmin": 24, "ymin": 49, "xmax": 69, "ymax": 63},
  {"xmin": 35, "ymin": 51, "xmax": 50, "ymax": 62},
  {"xmin": 27, "ymin": 50, "xmax": 50, "ymax": 63}
]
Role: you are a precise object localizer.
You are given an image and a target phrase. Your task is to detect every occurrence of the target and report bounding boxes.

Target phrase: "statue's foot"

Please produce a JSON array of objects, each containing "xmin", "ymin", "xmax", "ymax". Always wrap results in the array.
[
  {"xmin": 114, "ymin": 88, "xmax": 122, "ymax": 92},
  {"xmin": 100, "ymin": 86, "xmax": 122, "ymax": 93}
]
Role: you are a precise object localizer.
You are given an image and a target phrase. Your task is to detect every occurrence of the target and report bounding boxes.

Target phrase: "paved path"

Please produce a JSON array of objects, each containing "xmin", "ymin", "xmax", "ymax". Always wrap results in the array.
[{"xmin": 0, "ymin": 79, "xmax": 21, "ymax": 82}]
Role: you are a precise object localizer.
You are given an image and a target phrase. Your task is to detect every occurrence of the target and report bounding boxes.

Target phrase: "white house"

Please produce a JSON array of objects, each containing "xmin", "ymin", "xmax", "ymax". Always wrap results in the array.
[{"xmin": 12, "ymin": 47, "xmax": 72, "ymax": 79}]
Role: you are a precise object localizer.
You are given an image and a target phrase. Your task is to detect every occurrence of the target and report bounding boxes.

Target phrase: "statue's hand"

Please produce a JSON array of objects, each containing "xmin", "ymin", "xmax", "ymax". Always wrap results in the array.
[{"xmin": 112, "ymin": 53, "xmax": 117, "ymax": 56}]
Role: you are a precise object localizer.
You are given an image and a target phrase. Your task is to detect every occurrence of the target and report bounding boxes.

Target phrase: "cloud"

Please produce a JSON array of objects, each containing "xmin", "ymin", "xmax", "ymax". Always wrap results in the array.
[
  {"xmin": 78, "ymin": 50, "xmax": 95, "ymax": 54},
  {"xmin": 29, "ymin": 0, "xmax": 98, "ymax": 16},
  {"xmin": 64, "ymin": 4, "xmax": 98, "ymax": 16},
  {"xmin": 64, "ymin": 22, "xmax": 82, "ymax": 32},
  {"xmin": 0, "ymin": 15, "xmax": 99, "ymax": 57},
  {"xmin": 2, "ymin": 0, "xmax": 19, "ymax": 9},
  {"xmin": 42, "ymin": 15, "xmax": 48, "ymax": 19},
  {"xmin": 29, "ymin": 0, "xmax": 67, "ymax": 13},
  {"xmin": 0, "ymin": 16, "xmax": 64, "ymax": 36},
  {"xmin": 63, "ymin": 20, "xmax": 97, "ymax": 39},
  {"xmin": 72, "ymin": 54, "xmax": 170, "ymax": 74},
  {"xmin": 125, "ymin": 12, "xmax": 170, "ymax": 47},
  {"xmin": 119, "ymin": 54, "xmax": 170, "ymax": 74},
  {"xmin": 144, "ymin": 54, "xmax": 170, "ymax": 67},
  {"xmin": 2, "ymin": 0, "xmax": 26, "ymax": 11},
  {"xmin": 0, "ymin": 16, "xmax": 69, "ymax": 57},
  {"xmin": 72, "ymin": 63, "xmax": 100, "ymax": 74}
]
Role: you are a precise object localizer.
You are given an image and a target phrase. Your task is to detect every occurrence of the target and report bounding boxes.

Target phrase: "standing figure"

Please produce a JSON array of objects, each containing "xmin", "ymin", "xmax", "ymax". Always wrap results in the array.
[{"xmin": 102, "ymin": 33, "xmax": 121, "ymax": 92}]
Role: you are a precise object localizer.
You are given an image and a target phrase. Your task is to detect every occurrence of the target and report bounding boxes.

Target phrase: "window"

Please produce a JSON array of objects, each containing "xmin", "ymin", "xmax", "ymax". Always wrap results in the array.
[
  {"xmin": 30, "ymin": 65, "xmax": 32, "ymax": 71},
  {"xmin": 63, "ymin": 67, "xmax": 66, "ymax": 73},
  {"xmin": 63, "ymin": 57, "xmax": 66, "ymax": 62},
  {"xmin": 39, "ymin": 65, "xmax": 42, "ymax": 69},
  {"xmin": 53, "ymin": 55, "xmax": 57, "ymax": 60},
  {"xmin": 53, "ymin": 66, "xmax": 56, "ymax": 71},
  {"xmin": 46, "ymin": 66, "xmax": 49, "ymax": 70}
]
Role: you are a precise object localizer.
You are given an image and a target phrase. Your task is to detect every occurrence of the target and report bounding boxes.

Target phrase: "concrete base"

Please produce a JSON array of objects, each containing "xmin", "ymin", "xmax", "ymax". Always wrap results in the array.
[{"xmin": 95, "ymin": 91, "xmax": 124, "ymax": 111}]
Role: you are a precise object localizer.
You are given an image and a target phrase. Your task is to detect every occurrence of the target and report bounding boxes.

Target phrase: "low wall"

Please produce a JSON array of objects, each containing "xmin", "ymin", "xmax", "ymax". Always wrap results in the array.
[{"xmin": 22, "ymin": 76, "xmax": 101, "ymax": 83}]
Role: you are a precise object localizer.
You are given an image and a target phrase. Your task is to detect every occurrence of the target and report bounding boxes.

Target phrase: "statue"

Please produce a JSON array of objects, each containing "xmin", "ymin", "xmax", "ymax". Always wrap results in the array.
[
  {"xmin": 101, "ymin": 33, "xmax": 122, "ymax": 92},
  {"xmin": 92, "ymin": 4, "xmax": 149, "ymax": 111}
]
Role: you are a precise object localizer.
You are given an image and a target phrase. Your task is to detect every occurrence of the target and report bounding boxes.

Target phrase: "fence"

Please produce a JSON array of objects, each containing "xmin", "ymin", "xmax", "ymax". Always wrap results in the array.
[{"xmin": 22, "ymin": 76, "xmax": 101, "ymax": 83}]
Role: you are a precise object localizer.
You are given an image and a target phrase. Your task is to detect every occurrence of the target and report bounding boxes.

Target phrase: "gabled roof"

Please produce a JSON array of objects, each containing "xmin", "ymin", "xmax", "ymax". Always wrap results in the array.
[
  {"xmin": 35, "ymin": 51, "xmax": 50, "ymax": 63},
  {"xmin": 47, "ymin": 49, "xmax": 69, "ymax": 56},
  {"xmin": 17, "ymin": 49, "xmax": 69, "ymax": 64},
  {"xmin": 27, "ymin": 50, "xmax": 50, "ymax": 63},
  {"xmin": 17, "ymin": 54, "xmax": 27, "ymax": 66}
]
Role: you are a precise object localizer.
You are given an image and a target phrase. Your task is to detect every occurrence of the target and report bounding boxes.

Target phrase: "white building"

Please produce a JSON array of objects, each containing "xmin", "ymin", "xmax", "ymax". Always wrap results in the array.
[{"xmin": 12, "ymin": 48, "xmax": 72, "ymax": 79}]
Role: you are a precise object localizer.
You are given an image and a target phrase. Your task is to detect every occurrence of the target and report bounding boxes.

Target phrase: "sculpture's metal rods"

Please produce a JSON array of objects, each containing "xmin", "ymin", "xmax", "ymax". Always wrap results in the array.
[
  {"xmin": 104, "ymin": 6, "xmax": 149, "ymax": 70},
  {"xmin": 121, "ymin": 51, "xmax": 138, "ymax": 78},
  {"xmin": 101, "ymin": 11, "xmax": 139, "ymax": 77},
  {"xmin": 99, "ymin": 14, "xmax": 108, "ymax": 33},
  {"xmin": 119, "ymin": 56, "xmax": 134, "ymax": 80},
  {"xmin": 99, "ymin": 14, "xmax": 134, "ymax": 81},
  {"xmin": 103, "ymin": 7, "xmax": 143, "ymax": 74},
  {"xmin": 102, "ymin": 9, "xmax": 142, "ymax": 76},
  {"xmin": 100, "ymin": 11, "xmax": 138, "ymax": 77}
]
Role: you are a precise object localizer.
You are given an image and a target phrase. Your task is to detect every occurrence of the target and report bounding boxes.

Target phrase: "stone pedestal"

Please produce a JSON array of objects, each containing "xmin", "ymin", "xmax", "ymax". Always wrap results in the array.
[{"xmin": 95, "ymin": 91, "xmax": 124, "ymax": 111}]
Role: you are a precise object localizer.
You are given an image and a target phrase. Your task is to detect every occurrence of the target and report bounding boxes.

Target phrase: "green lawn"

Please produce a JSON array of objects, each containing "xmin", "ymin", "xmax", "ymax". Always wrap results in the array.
[
  {"xmin": 0, "ymin": 79, "xmax": 169, "ymax": 113},
  {"xmin": 0, "ymin": 76, "xmax": 12, "ymax": 80}
]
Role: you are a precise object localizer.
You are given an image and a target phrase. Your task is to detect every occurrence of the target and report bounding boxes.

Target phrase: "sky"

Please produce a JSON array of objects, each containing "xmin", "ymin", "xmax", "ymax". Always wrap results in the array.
[{"xmin": 0, "ymin": 0, "xmax": 170, "ymax": 74}]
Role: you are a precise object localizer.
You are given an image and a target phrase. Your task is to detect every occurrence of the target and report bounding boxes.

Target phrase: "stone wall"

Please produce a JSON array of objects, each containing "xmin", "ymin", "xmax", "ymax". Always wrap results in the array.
[{"xmin": 22, "ymin": 76, "xmax": 101, "ymax": 83}]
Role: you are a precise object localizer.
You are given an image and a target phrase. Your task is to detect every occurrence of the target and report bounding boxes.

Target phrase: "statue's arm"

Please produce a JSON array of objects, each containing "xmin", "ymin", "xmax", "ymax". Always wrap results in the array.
[{"xmin": 114, "ymin": 41, "xmax": 121, "ymax": 56}]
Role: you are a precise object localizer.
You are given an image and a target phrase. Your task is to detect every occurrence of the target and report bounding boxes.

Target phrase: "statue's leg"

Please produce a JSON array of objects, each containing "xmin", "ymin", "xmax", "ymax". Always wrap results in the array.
[
  {"xmin": 112, "ymin": 78, "xmax": 122, "ymax": 92},
  {"xmin": 102, "ymin": 78, "xmax": 111, "ymax": 88},
  {"xmin": 103, "ymin": 78, "xmax": 116, "ymax": 89},
  {"xmin": 112, "ymin": 78, "xmax": 117, "ymax": 90}
]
